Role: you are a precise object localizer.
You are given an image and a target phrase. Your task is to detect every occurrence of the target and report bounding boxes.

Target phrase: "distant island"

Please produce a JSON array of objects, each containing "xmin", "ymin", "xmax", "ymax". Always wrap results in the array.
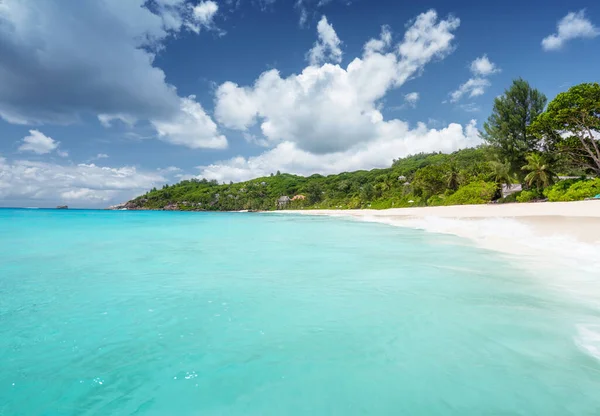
[
  {"xmin": 56, "ymin": 205, "xmax": 68, "ymax": 209},
  {"xmin": 119, "ymin": 80, "xmax": 600, "ymax": 212}
]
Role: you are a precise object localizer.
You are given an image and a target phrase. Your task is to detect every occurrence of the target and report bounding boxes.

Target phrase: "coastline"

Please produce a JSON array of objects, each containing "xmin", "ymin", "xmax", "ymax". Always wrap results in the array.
[{"xmin": 273, "ymin": 201, "xmax": 600, "ymax": 276}]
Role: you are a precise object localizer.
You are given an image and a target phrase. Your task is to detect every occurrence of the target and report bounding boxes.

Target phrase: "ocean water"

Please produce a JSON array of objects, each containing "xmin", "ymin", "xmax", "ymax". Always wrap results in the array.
[{"xmin": 1, "ymin": 208, "xmax": 600, "ymax": 415}]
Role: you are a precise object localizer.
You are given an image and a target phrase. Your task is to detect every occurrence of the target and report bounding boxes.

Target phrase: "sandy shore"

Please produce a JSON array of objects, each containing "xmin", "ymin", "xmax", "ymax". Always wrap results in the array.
[{"xmin": 275, "ymin": 201, "xmax": 600, "ymax": 270}]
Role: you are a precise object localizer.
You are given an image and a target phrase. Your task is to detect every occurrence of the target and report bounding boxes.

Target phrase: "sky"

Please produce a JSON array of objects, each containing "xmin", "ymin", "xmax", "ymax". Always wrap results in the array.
[{"xmin": 0, "ymin": 0, "xmax": 599, "ymax": 207}]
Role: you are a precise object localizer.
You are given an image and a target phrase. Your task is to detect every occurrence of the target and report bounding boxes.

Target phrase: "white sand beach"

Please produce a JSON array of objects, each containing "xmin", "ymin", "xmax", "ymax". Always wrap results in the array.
[{"xmin": 276, "ymin": 201, "xmax": 600, "ymax": 273}]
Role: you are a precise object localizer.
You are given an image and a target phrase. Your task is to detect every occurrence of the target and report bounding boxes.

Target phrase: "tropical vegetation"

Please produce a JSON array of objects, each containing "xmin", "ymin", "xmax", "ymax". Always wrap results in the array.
[{"xmin": 126, "ymin": 81, "xmax": 600, "ymax": 211}]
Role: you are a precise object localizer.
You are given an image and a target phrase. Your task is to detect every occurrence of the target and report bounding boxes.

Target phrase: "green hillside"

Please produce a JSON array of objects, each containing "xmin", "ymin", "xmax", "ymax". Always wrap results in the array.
[{"xmin": 124, "ymin": 81, "xmax": 600, "ymax": 211}]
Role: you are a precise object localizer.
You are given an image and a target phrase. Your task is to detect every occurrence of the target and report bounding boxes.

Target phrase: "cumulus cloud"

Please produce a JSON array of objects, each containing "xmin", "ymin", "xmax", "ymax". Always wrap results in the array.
[
  {"xmin": 150, "ymin": 96, "xmax": 227, "ymax": 149},
  {"xmin": 542, "ymin": 10, "xmax": 599, "ymax": 51},
  {"xmin": 449, "ymin": 55, "xmax": 499, "ymax": 104},
  {"xmin": 0, "ymin": 158, "xmax": 168, "ymax": 207},
  {"xmin": 470, "ymin": 55, "xmax": 500, "ymax": 76},
  {"xmin": 404, "ymin": 92, "xmax": 420, "ymax": 108},
  {"xmin": 364, "ymin": 25, "xmax": 392, "ymax": 55},
  {"xmin": 0, "ymin": 0, "xmax": 226, "ymax": 149},
  {"xmin": 307, "ymin": 16, "xmax": 343, "ymax": 65},
  {"xmin": 449, "ymin": 78, "xmax": 491, "ymax": 102},
  {"xmin": 198, "ymin": 121, "xmax": 482, "ymax": 182},
  {"xmin": 206, "ymin": 9, "xmax": 481, "ymax": 182},
  {"xmin": 188, "ymin": 1, "xmax": 219, "ymax": 33},
  {"xmin": 18, "ymin": 130, "xmax": 59, "ymax": 154},
  {"xmin": 215, "ymin": 10, "xmax": 461, "ymax": 154}
]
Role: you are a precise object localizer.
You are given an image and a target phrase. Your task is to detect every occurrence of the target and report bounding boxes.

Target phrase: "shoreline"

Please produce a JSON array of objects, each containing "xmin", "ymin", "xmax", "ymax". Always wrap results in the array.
[{"xmin": 273, "ymin": 201, "xmax": 600, "ymax": 275}]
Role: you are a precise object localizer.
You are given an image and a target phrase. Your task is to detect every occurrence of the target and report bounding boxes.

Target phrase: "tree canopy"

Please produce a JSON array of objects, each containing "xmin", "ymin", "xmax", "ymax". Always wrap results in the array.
[
  {"xmin": 481, "ymin": 78, "xmax": 547, "ymax": 177},
  {"xmin": 529, "ymin": 82, "xmax": 600, "ymax": 175}
]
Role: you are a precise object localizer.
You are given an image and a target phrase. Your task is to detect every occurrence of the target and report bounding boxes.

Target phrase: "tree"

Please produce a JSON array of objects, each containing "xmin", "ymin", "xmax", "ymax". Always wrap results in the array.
[
  {"xmin": 487, "ymin": 161, "xmax": 514, "ymax": 199},
  {"xmin": 529, "ymin": 83, "xmax": 600, "ymax": 176},
  {"xmin": 412, "ymin": 164, "xmax": 448, "ymax": 199},
  {"xmin": 360, "ymin": 183, "xmax": 375, "ymax": 202},
  {"xmin": 305, "ymin": 182, "xmax": 322, "ymax": 204},
  {"xmin": 444, "ymin": 164, "xmax": 460, "ymax": 191},
  {"xmin": 521, "ymin": 153, "xmax": 556, "ymax": 190},
  {"xmin": 481, "ymin": 79, "xmax": 547, "ymax": 178}
]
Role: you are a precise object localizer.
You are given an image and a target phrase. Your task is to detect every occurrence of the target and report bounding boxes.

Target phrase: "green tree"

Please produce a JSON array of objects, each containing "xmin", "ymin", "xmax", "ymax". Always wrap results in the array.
[
  {"xmin": 444, "ymin": 164, "xmax": 460, "ymax": 191},
  {"xmin": 305, "ymin": 182, "xmax": 323, "ymax": 204},
  {"xmin": 487, "ymin": 161, "xmax": 513, "ymax": 199},
  {"xmin": 360, "ymin": 183, "xmax": 375, "ymax": 202},
  {"xmin": 521, "ymin": 153, "xmax": 556, "ymax": 190},
  {"xmin": 412, "ymin": 164, "xmax": 447, "ymax": 199},
  {"xmin": 481, "ymin": 78, "xmax": 547, "ymax": 178},
  {"xmin": 529, "ymin": 82, "xmax": 600, "ymax": 176}
]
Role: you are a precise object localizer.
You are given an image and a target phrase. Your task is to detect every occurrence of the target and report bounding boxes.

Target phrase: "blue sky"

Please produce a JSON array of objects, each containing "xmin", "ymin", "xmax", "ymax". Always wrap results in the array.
[{"xmin": 0, "ymin": 0, "xmax": 599, "ymax": 207}]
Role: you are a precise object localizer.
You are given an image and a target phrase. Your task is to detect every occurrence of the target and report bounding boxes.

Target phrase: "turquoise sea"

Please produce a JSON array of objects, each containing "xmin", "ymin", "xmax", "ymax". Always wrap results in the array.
[{"xmin": 1, "ymin": 208, "xmax": 600, "ymax": 415}]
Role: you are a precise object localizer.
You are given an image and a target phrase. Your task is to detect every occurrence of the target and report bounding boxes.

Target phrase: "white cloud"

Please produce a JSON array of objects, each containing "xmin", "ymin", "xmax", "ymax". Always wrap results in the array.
[
  {"xmin": 198, "ymin": 121, "xmax": 482, "ymax": 182},
  {"xmin": 364, "ymin": 25, "xmax": 392, "ymax": 55},
  {"xmin": 0, "ymin": 158, "xmax": 166, "ymax": 207},
  {"xmin": 150, "ymin": 96, "xmax": 227, "ymax": 149},
  {"xmin": 459, "ymin": 103, "xmax": 481, "ymax": 113},
  {"xmin": 215, "ymin": 9, "xmax": 460, "ymax": 154},
  {"xmin": 0, "ymin": 0, "xmax": 226, "ymax": 149},
  {"xmin": 18, "ymin": 130, "xmax": 59, "ymax": 154},
  {"xmin": 404, "ymin": 92, "xmax": 420, "ymax": 107},
  {"xmin": 57, "ymin": 150, "xmax": 69, "ymax": 158},
  {"xmin": 542, "ymin": 10, "xmax": 599, "ymax": 51},
  {"xmin": 158, "ymin": 166, "xmax": 182, "ymax": 173},
  {"xmin": 470, "ymin": 55, "xmax": 500, "ymax": 76},
  {"xmin": 307, "ymin": 16, "xmax": 343, "ymax": 65},
  {"xmin": 449, "ymin": 55, "xmax": 499, "ymax": 104},
  {"xmin": 188, "ymin": 1, "xmax": 220, "ymax": 33},
  {"xmin": 449, "ymin": 78, "xmax": 491, "ymax": 103}
]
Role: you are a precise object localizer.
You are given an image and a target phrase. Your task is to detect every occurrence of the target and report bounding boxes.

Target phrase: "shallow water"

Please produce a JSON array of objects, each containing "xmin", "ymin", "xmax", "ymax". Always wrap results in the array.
[{"xmin": 1, "ymin": 209, "xmax": 600, "ymax": 415}]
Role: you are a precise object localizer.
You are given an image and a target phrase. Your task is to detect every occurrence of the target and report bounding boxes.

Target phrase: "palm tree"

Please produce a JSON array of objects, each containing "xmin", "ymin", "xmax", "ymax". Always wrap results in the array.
[
  {"xmin": 521, "ymin": 153, "xmax": 556, "ymax": 190},
  {"xmin": 488, "ymin": 161, "xmax": 513, "ymax": 199},
  {"xmin": 444, "ymin": 164, "xmax": 460, "ymax": 191}
]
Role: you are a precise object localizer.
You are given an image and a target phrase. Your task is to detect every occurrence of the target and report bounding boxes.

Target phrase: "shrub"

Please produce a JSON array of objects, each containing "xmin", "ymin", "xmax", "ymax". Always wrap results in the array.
[
  {"xmin": 544, "ymin": 178, "xmax": 600, "ymax": 201},
  {"xmin": 516, "ymin": 190, "xmax": 538, "ymax": 203},
  {"xmin": 427, "ymin": 195, "xmax": 445, "ymax": 206},
  {"xmin": 497, "ymin": 191, "xmax": 522, "ymax": 204},
  {"xmin": 443, "ymin": 181, "xmax": 496, "ymax": 205},
  {"xmin": 370, "ymin": 199, "xmax": 394, "ymax": 209}
]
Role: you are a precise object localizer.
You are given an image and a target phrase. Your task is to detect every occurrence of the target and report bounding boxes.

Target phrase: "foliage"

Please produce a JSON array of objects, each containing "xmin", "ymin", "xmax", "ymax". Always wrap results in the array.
[
  {"xmin": 481, "ymin": 78, "xmax": 547, "ymax": 177},
  {"xmin": 516, "ymin": 190, "xmax": 539, "ymax": 203},
  {"xmin": 497, "ymin": 191, "xmax": 522, "ymax": 204},
  {"xmin": 443, "ymin": 181, "xmax": 496, "ymax": 206},
  {"xmin": 529, "ymin": 82, "xmax": 600, "ymax": 175},
  {"xmin": 487, "ymin": 161, "xmax": 514, "ymax": 199},
  {"xmin": 544, "ymin": 178, "xmax": 600, "ymax": 202},
  {"xmin": 128, "ymin": 147, "xmax": 503, "ymax": 211},
  {"xmin": 127, "ymin": 81, "xmax": 599, "ymax": 211},
  {"xmin": 521, "ymin": 153, "xmax": 557, "ymax": 190}
]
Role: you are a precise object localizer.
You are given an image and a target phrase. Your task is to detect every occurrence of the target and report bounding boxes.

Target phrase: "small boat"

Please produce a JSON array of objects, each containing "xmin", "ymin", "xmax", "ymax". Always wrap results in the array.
[{"xmin": 56, "ymin": 205, "xmax": 69, "ymax": 209}]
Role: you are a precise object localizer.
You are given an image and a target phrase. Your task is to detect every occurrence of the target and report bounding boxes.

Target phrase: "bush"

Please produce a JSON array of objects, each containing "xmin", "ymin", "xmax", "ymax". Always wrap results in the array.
[
  {"xmin": 497, "ymin": 191, "xmax": 522, "ymax": 204},
  {"xmin": 516, "ymin": 190, "xmax": 538, "ymax": 203},
  {"xmin": 443, "ymin": 181, "xmax": 496, "ymax": 205},
  {"xmin": 427, "ymin": 195, "xmax": 445, "ymax": 206},
  {"xmin": 544, "ymin": 178, "xmax": 600, "ymax": 201}
]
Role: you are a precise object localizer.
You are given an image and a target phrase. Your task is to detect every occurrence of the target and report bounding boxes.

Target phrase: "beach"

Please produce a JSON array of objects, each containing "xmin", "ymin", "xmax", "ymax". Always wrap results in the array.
[{"xmin": 276, "ymin": 201, "xmax": 600, "ymax": 272}]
